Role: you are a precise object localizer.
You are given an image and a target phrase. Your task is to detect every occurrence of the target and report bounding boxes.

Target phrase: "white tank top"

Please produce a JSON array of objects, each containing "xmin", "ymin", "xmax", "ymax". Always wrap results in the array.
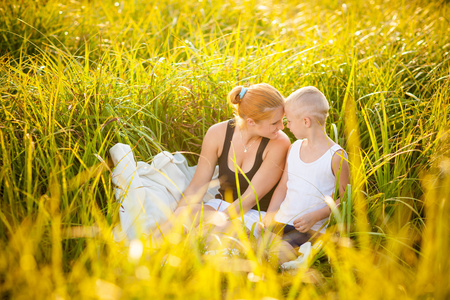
[{"xmin": 274, "ymin": 139, "xmax": 344, "ymax": 233}]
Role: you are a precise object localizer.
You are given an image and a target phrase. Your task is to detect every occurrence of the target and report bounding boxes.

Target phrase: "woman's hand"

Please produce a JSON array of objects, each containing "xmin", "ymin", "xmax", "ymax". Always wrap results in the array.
[
  {"xmin": 261, "ymin": 213, "xmax": 275, "ymax": 229},
  {"xmin": 254, "ymin": 213, "xmax": 275, "ymax": 235}
]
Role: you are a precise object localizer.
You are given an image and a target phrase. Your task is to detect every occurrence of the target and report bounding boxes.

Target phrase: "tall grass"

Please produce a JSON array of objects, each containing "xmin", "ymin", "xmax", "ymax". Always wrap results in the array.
[{"xmin": 1, "ymin": 0, "xmax": 449, "ymax": 298}]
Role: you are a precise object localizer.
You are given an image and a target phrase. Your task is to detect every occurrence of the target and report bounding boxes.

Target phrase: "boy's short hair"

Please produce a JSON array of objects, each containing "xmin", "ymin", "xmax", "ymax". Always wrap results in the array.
[{"xmin": 285, "ymin": 86, "xmax": 329, "ymax": 126}]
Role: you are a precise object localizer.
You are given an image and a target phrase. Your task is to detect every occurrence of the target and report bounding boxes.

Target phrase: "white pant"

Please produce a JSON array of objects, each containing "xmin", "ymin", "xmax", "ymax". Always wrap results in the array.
[
  {"xmin": 110, "ymin": 143, "xmax": 265, "ymax": 240},
  {"xmin": 204, "ymin": 199, "xmax": 266, "ymax": 236},
  {"xmin": 110, "ymin": 144, "xmax": 219, "ymax": 241}
]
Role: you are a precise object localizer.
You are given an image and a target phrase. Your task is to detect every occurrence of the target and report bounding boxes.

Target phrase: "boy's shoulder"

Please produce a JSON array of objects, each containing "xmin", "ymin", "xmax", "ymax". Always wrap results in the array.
[
  {"xmin": 292, "ymin": 138, "xmax": 304, "ymax": 145},
  {"xmin": 330, "ymin": 141, "xmax": 345, "ymax": 153},
  {"xmin": 330, "ymin": 143, "xmax": 347, "ymax": 160}
]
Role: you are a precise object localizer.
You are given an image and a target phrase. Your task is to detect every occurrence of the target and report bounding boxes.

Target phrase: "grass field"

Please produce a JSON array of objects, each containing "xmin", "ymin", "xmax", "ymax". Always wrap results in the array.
[{"xmin": 1, "ymin": 0, "xmax": 449, "ymax": 299}]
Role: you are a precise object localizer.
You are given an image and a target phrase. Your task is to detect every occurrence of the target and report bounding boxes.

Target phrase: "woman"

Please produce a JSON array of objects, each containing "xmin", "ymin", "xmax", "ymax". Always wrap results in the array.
[{"xmin": 153, "ymin": 83, "xmax": 290, "ymax": 240}]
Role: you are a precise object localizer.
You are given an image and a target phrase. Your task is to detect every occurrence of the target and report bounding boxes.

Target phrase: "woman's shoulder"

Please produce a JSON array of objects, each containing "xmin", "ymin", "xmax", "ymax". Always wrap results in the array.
[
  {"xmin": 207, "ymin": 120, "xmax": 230, "ymax": 135},
  {"xmin": 265, "ymin": 130, "xmax": 291, "ymax": 155},
  {"xmin": 270, "ymin": 130, "xmax": 291, "ymax": 147},
  {"xmin": 203, "ymin": 120, "xmax": 230, "ymax": 144},
  {"xmin": 201, "ymin": 120, "xmax": 231, "ymax": 157}
]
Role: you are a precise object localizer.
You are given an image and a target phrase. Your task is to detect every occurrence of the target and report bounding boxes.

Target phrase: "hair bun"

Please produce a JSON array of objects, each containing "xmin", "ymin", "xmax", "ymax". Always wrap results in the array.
[
  {"xmin": 228, "ymin": 86, "xmax": 245, "ymax": 105},
  {"xmin": 227, "ymin": 83, "xmax": 285, "ymax": 124},
  {"xmin": 230, "ymin": 94, "xmax": 241, "ymax": 105}
]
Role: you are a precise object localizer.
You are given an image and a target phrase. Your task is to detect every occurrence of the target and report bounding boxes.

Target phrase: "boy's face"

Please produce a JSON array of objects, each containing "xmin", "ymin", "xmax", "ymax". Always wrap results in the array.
[{"xmin": 285, "ymin": 106, "xmax": 305, "ymax": 139}]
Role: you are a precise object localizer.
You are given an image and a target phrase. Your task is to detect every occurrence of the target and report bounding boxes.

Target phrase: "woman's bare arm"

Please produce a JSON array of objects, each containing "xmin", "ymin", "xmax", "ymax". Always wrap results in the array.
[
  {"xmin": 176, "ymin": 123, "xmax": 224, "ymax": 209},
  {"xmin": 225, "ymin": 132, "xmax": 291, "ymax": 217},
  {"xmin": 263, "ymin": 158, "xmax": 289, "ymax": 223}
]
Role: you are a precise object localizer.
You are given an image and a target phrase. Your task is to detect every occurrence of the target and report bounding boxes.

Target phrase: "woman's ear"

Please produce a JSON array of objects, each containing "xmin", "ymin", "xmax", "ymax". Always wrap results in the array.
[{"xmin": 246, "ymin": 118, "xmax": 256, "ymax": 127}]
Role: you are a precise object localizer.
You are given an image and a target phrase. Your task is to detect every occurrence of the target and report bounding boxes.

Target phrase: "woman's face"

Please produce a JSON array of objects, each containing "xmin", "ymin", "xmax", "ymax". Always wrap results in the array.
[{"xmin": 253, "ymin": 106, "xmax": 285, "ymax": 139}]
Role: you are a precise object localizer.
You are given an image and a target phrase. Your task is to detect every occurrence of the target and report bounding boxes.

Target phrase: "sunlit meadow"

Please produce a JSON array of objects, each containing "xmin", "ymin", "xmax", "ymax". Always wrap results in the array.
[{"xmin": 0, "ymin": 0, "xmax": 449, "ymax": 299}]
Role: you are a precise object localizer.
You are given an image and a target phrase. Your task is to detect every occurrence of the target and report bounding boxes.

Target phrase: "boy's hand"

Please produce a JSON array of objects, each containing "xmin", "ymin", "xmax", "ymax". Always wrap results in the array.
[{"xmin": 293, "ymin": 212, "xmax": 318, "ymax": 233}]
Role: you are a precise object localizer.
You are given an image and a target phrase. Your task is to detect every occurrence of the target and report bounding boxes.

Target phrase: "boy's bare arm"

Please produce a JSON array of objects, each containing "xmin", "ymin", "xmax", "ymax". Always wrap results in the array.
[
  {"xmin": 331, "ymin": 149, "xmax": 351, "ymax": 206},
  {"xmin": 293, "ymin": 206, "xmax": 331, "ymax": 233}
]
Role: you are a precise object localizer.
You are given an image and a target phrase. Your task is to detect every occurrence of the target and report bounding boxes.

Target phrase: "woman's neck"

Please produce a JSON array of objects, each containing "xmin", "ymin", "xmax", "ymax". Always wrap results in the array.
[
  {"xmin": 239, "ymin": 127, "xmax": 259, "ymax": 142},
  {"xmin": 238, "ymin": 127, "xmax": 261, "ymax": 154}
]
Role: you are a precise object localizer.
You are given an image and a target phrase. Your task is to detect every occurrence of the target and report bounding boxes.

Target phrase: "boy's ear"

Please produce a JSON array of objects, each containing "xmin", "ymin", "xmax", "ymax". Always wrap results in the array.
[{"xmin": 304, "ymin": 116, "xmax": 311, "ymax": 128}]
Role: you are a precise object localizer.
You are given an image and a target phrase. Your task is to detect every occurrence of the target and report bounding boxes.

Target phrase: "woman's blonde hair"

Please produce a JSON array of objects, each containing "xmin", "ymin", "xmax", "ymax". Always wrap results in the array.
[{"xmin": 227, "ymin": 83, "xmax": 284, "ymax": 128}]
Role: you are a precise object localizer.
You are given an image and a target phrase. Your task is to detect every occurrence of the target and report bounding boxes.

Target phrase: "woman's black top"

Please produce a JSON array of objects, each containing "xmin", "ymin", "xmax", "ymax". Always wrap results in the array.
[{"xmin": 215, "ymin": 119, "xmax": 274, "ymax": 211}]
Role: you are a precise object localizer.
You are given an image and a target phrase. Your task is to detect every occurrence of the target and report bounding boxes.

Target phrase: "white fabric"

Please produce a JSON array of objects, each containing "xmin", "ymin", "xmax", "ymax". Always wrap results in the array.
[
  {"xmin": 281, "ymin": 240, "xmax": 324, "ymax": 270},
  {"xmin": 281, "ymin": 242, "xmax": 312, "ymax": 270},
  {"xmin": 205, "ymin": 199, "xmax": 266, "ymax": 236},
  {"xmin": 110, "ymin": 143, "xmax": 219, "ymax": 240},
  {"xmin": 274, "ymin": 139, "xmax": 344, "ymax": 233}
]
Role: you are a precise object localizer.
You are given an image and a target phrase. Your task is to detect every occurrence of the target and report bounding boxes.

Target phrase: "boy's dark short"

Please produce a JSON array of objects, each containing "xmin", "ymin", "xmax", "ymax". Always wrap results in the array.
[{"xmin": 270, "ymin": 222, "xmax": 311, "ymax": 248}]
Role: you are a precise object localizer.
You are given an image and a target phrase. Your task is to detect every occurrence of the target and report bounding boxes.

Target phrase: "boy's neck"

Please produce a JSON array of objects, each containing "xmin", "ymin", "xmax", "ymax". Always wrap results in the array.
[
  {"xmin": 301, "ymin": 127, "xmax": 334, "ymax": 151},
  {"xmin": 299, "ymin": 130, "xmax": 336, "ymax": 163}
]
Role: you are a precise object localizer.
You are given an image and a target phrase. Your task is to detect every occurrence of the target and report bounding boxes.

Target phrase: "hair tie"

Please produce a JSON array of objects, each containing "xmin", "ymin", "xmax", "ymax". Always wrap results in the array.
[{"xmin": 239, "ymin": 87, "xmax": 248, "ymax": 99}]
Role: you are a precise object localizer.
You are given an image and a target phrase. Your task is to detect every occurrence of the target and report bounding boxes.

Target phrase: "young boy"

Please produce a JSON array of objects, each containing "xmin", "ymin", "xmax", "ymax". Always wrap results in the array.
[{"xmin": 261, "ymin": 86, "xmax": 350, "ymax": 260}]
